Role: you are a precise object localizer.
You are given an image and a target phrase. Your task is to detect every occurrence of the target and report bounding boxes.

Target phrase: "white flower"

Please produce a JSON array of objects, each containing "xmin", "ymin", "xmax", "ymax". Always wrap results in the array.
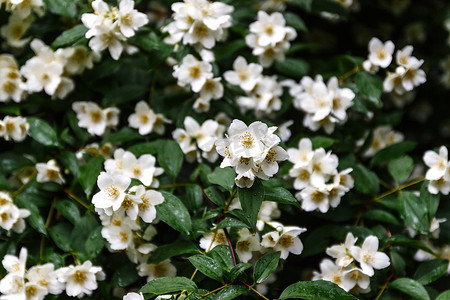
[
  {"xmin": 117, "ymin": 0, "xmax": 149, "ymax": 38},
  {"xmin": 236, "ymin": 228, "xmax": 260, "ymax": 263},
  {"xmin": 20, "ymin": 57, "xmax": 63, "ymax": 96},
  {"xmin": 35, "ymin": 159, "xmax": 65, "ymax": 184},
  {"xmin": 249, "ymin": 11, "xmax": 290, "ymax": 47},
  {"xmin": 5, "ymin": 0, "xmax": 44, "ymax": 18},
  {"xmin": 363, "ymin": 126, "xmax": 404, "ymax": 157},
  {"xmin": 137, "ymin": 259, "xmax": 176, "ymax": 281},
  {"xmin": 57, "ymin": 261, "xmax": 105, "ymax": 297},
  {"xmin": 0, "ymin": 274, "xmax": 25, "ymax": 298},
  {"xmin": 2, "ymin": 247, "xmax": 27, "ymax": 276},
  {"xmin": 287, "ymin": 138, "xmax": 314, "ymax": 168},
  {"xmin": 326, "ymin": 232, "xmax": 357, "ymax": 268},
  {"xmin": 362, "ymin": 59, "xmax": 379, "ymax": 74},
  {"xmin": 23, "ymin": 281, "xmax": 48, "ymax": 300},
  {"xmin": 1, "ymin": 115, "xmax": 29, "ymax": 142},
  {"xmin": 0, "ymin": 14, "xmax": 33, "ymax": 48},
  {"xmin": 199, "ymin": 229, "xmax": 227, "ymax": 251},
  {"xmin": 172, "ymin": 54, "xmax": 213, "ymax": 93},
  {"xmin": 224, "ymin": 56, "xmax": 263, "ymax": 92},
  {"xmin": 128, "ymin": 101, "xmax": 167, "ymax": 135},
  {"xmin": 423, "ymin": 146, "xmax": 448, "ymax": 181},
  {"xmin": 61, "ymin": 46, "xmax": 96, "ymax": 75},
  {"xmin": 127, "ymin": 185, "xmax": 164, "ymax": 223},
  {"xmin": 124, "ymin": 292, "xmax": 145, "ymax": 300},
  {"xmin": 26, "ymin": 263, "xmax": 64, "ymax": 295},
  {"xmin": 101, "ymin": 220, "xmax": 135, "ymax": 250},
  {"xmin": 199, "ymin": 77, "xmax": 223, "ymax": 101},
  {"xmin": 429, "ymin": 217, "xmax": 447, "ymax": 239},
  {"xmin": 351, "ymin": 235, "xmax": 390, "ymax": 276},
  {"xmin": 261, "ymin": 226, "xmax": 307, "ymax": 259},
  {"xmin": 341, "ymin": 268, "xmax": 370, "ymax": 292},
  {"xmin": 314, "ymin": 259, "xmax": 345, "ymax": 288},
  {"xmin": 367, "ymin": 37, "xmax": 395, "ymax": 68},
  {"xmin": 72, "ymin": 101, "xmax": 119, "ymax": 136},
  {"xmin": 92, "ymin": 171, "xmax": 131, "ymax": 212}
]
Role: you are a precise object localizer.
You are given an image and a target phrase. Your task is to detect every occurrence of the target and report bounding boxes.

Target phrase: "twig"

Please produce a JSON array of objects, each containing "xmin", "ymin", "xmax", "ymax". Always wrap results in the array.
[
  {"xmin": 40, "ymin": 199, "xmax": 55, "ymax": 260},
  {"xmin": 224, "ymin": 228, "xmax": 237, "ymax": 266},
  {"xmin": 199, "ymin": 282, "xmax": 233, "ymax": 298},
  {"xmin": 64, "ymin": 189, "xmax": 90, "ymax": 210},
  {"xmin": 11, "ymin": 173, "xmax": 36, "ymax": 198},
  {"xmin": 373, "ymin": 177, "xmax": 425, "ymax": 202},
  {"xmin": 374, "ymin": 273, "xmax": 393, "ymax": 300},
  {"xmin": 338, "ymin": 65, "xmax": 362, "ymax": 83},
  {"xmin": 241, "ymin": 282, "xmax": 270, "ymax": 300}
]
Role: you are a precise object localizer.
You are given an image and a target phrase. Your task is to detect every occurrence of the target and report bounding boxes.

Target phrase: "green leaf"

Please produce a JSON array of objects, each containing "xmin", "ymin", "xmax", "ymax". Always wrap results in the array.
[
  {"xmin": 436, "ymin": 290, "xmax": 450, "ymax": 300},
  {"xmin": 229, "ymin": 263, "xmax": 252, "ymax": 282},
  {"xmin": 284, "ymin": 12, "xmax": 307, "ymax": 31},
  {"xmin": 0, "ymin": 153, "xmax": 33, "ymax": 174},
  {"xmin": 264, "ymin": 187, "xmax": 301, "ymax": 209},
  {"xmin": 102, "ymin": 85, "xmax": 148, "ymax": 106},
  {"xmin": 158, "ymin": 140, "xmax": 184, "ymax": 178},
  {"xmin": 15, "ymin": 196, "xmax": 47, "ymax": 235},
  {"xmin": 148, "ymin": 240, "xmax": 199, "ymax": 264},
  {"xmin": 59, "ymin": 151, "xmax": 79, "ymax": 177},
  {"xmin": 48, "ymin": 222, "xmax": 73, "ymax": 252},
  {"xmin": 78, "ymin": 155, "xmax": 105, "ymax": 198},
  {"xmin": 275, "ymin": 58, "xmax": 310, "ymax": 78},
  {"xmin": 398, "ymin": 191, "xmax": 429, "ymax": 234},
  {"xmin": 43, "ymin": 0, "xmax": 77, "ymax": 18},
  {"xmin": 355, "ymin": 70, "xmax": 383, "ymax": 107},
  {"xmin": 207, "ymin": 167, "xmax": 235, "ymax": 191},
  {"xmin": 363, "ymin": 209, "xmax": 401, "ymax": 226},
  {"xmin": 140, "ymin": 277, "xmax": 197, "ymax": 294},
  {"xmin": 413, "ymin": 259, "xmax": 449, "ymax": 285},
  {"xmin": 352, "ymin": 164, "xmax": 379, "ymax": 195},
  {"xmin": 279, "ymin": 280, "xmax": 359, "ymax": 300},
  {"xmin": 27, "ymin": 118, "xmax": 60, "ymax": 147},
  {"xmin": 390, "ymin": 250, "xmax": 406, "ymax": 277},
  {"xmin": 216, "ymin": 217, "xmax": 250, "ymax": 230},
  {"xmin": 188, "ymin": 255, "xmax": 223, "ymax": 282},
  {"xmin": 54, "ymin": 199, "xmax": 80, "ymax": 224},
  {"xmin": 370, "ymin": 141, "xmax": 417, "ymax": 167},
  {"xmin": 204, "ymin": 285, "xmax": 247, "ymax": 300},
  {"xmin": 311, "ymin": 136, "xmax": 338, "ymax": 149},
  {"xmin": 206, "ymin": 245, "xmax": 235, "ymax": 272},
  {"xmin": 101, "ymin": 127, "xmax": 143, "ymax": 144},
  {"xmin": 85, "ymin": 226, "xmax": 105, "ymax": 259},
  {"xmin": 254, "ymin": 251, "xmax": 280, "ymax": 284},
  {"xmin": 384, "ymin": 235, "xmax": 434, "ymax": 253},
  {"xmin": 237, "ymin": 179, "xmax": 265, "ymax": 232},
  {"xmin": 388, "ymin": 156, "xmax": 414, "ymax": 183},
  {"xmin": 70, "ymin": 214, "xmax": 99, "ymax": 255},
  {"xmin": 421, "ymin": 182, "xmax": 440, "ymax": 221},
  {"xmin": 390, "ymin": 278, "xmax": 430, "ymax": 300},
  {"xmin": 128, "ymin": 140, "xmax": 164, "ymax": 156},
  {"xmin": 291, "ymin": 0, "xmax": 313, "ymax": 11},
  {"xmin": 185, "ymin": 185, "xmax": 203, "ymax": 210},
  {"xmin": 215, "ymin": 40, "xmax": 247, "ymax": 61},
  {"xmin": 51, "ymin": 24, "xmax": 88, "ymax": 48},
  {"xmin": 157, "ymin": 191, "xmax": 192, "ymax": 236},
  {"xmin": 204, "ymin": 186, "xmax": 225, "ymax": 207},
  {"xmin": 114, "ymin": 261, "xmax": 141, "ymax": 287}
]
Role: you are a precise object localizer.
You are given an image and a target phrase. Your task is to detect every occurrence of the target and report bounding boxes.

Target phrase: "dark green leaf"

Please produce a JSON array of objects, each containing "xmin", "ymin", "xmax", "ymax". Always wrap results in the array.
[
  {"xmin": 67, "ymin": 112, "xmax": 89, "ymax": 145},
  {"xmin": 207, "ymin": 167, "xmax": 235, "ymax": 191},
  {"xmin": 363, "ymin": 209, "xmax": 401, "ymax": 226},
  {"xmin": 275, "ymin": 58, "xmax": 309, "ymax": 78},
  {"xmin": 101, "ymin": 127, "xmax": 142, "ymax": 144},
  {"xmin": 436, "ymin": 291, "xmax": 450, "ymax": 300},
  {"xmin": 421, "ymin": 182, "xmax": 440, "ymax": 221},
  {"xmin": 185, "ymin": 185, "xmax": 203, "ymax": 210},
  {"xmin": 188, "ymin": 255, "xmax": 223, "ymax": 282},
  {"xmin": 51, "ymin": 24, "xmax": 88, "ymax": 48},
  {"xmin": 388, "ymin": 156, "xmax": 413, "ymax": 183},
  {"xmin": 43, "ymin": 0, "xmax": 77, "ymax": 18},
  {"xmin": 291, "ymin": 0, "xmax": 313, "ymax": 11},
  {"xmin": 54, "ymin": 199, "xmax": 80, "ymax": 224},
  {"xmin": 0, "ymin": 153, "xmax": 33, "ymax": 174},
  {"xmin": 70, "ymin": 214, "xmax": 99, "ymax": 254},
  {"xmin": 284, "ymin": 12, "xmax": 307, "ymax": 31},
  {"xmin": 390, "ymin": 278, "xmax": 430, "ymax": 300},
  {"xmin": 148, "ymin": 240, "xmax": 199, "ymax": 264},
  {"xmin": 398, "ymin": 191, "xmax": 429, "ymax": 234},
  {"xmin": 226, "ymin": 210, "xmax": 254, "ymax": 229},
  {"xmin": 59, "ymin": 152, "xmax": 79, "ymax": 177},
  {"xmin": 158, "ymin": 140, "xmax": 184, "ymax": 178},
  {"xmin": 157, "ymin": 191, "xmax": 192, "ymax": 236},
  {"xmin": 237, "ymin": 179, "xmax": 265, "ymax": 232},
  {"xmin": 48, "ymin": 222, "xmax": 73, "ymax": 252},
  {"xmin": 312, "ymin": 0, "xmax": 349, "ymax": 16},
  {"xmin": 390, "ymin": 250, "xmax": 406, "ymax": 277},
  {"xmin": 311, "ymin": 136, "xmax": 338, "ymax": 149},
  {"xmin": 370, "ymin": 141, "xmax": 417, "ymax": 167},
  {"xmin": 215, "ymin": 40, "xmax": 247, "ymax": 61},
  {"xmin": 254, "ymin": 251, "xmax": 280, "ymax": 284},
  {"xmin": 413, "ymin": 259, "xmax": 449, "ymax": 285},
  {"xmin": 279, "ymin": 280, "xmax": 359, "ymax": 300},
  {"xmin": 204, "ymin": 285, "xmax": 247, "ymax": 300},
  {"xmin": 102, "ymin": 85, "xmax": 148, "ymax": 106},
  {"xmin": 114, "ymin": 262, "xmax": 141, "ymax": 287},
  {"xmin": 27, "ymin": 118, "xmax": 60, "ymax": 147},
  {"xmin": 15, "ymin": 196, "xmax": 46, "ymax": 235},
  {"xmin": 355, "ymin": 69, "xmax": 383, "ymax": 107},
  {"xmin": 85, "ymin": 226, "xmax": 105, "ymax": 259},
  {"xmin": 385, "ymin": 235, "xmax": 434, "ymax": 253},
  {"xmin": 206, "ymin": 245, "xmax": 235, "ymax": 272},
  {"xmin": 264, "ymin": 187, "xmax": 301, "ymax": 208},
  {"xmin": 78, "ymin": 155, "xmax": 105, "ymax": 198},
  {"xmin": 128, "ymin": 140, "xmax": 164, "ymax": 156},
  {"xmin": 216, "ymin": 217, "xmax": 250, "ymax": 230},
  {"xmin": 229, "ymin": 263, "xmax": 252, "ymax": 282},
  {"xmin": 204, "ymin": 186, "xmax": 225, "ymax": 207},
  {"xmin": 352, "ymin": 164, "xmax": 379, "ymax": 195},
  {"xmin": 140, "ymin": 277, "xmax": 197, "ymax": 294}
]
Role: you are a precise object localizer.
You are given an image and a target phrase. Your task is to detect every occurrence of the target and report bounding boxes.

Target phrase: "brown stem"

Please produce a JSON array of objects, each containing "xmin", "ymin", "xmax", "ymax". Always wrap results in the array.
[
  {"xmin": 241, "ymin": 282, "xmax": 270, "ymax": 300},
  {"xmin": 374, "ymin": 273, "xmax": 393, "ymax": 300},
  {"xmin": 64, "ymin": 189, "xmax": 90, "ymax": 210}
]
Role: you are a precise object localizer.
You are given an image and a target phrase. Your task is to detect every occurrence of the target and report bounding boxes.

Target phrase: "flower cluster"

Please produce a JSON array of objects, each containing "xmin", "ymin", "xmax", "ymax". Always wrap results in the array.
[
  {"xmin": 128, "ymin": 101, "xmax": 169, "ymax": 135},
  {"xmin": 0, "ymin": 0, "xmax": 44, "ymax": 18},
  {"xmin": 163, "ymin": 0, "xmax": 234, "ymax": 50},
  {"xmin": 72, "ymin": 101, "xmax": 120, "ymax": 136},
  {"xmin": 81, "ymin": 0, "xmax": 148, "ymax": 60},
  {"xmin": 172, "ymin": 54, "xmax": 224, "ymax": 112},
  {"xmin": 363, "ymin": 125, "xmax": 404, "ymax": 157},
  {"xmin": 0, "ymin": 55, "xmax": 25, "ymax": 102},
  {"xmin": 0, "ymin": 247, "xmax": 105, "ymax": 299},
  {"xmin": 288, "ymin": 75, "xmax": 355, "ymax": 134},
  {"xmin": 423, "ymin": 145, "xmax": 450, "ymax": 195},
  {"xmin": 173, "ymin": 116, "xmax": 225, "ymax": 163},
  {"xmin": 0, "ymin": 191, "xmax": 30, "ymax": 233},
  {"xmin": 0, "ymin": 115, "xmax": 28, "ymax": 142},
  {"xmin": 0, "ymin": 13, "xmax": 34, "ymax": 48},
  {"xmin": 215, "ymin": 119, "xmax": 288, "ymax": 188},
  {"xmin": 288, "ymin": 138, "xmax": 353, "ymax": 213},
  {"xmin": 35, "ymin": 159, "xmax": 65, "ymax": 185},
  {"xmin": 246, "ymin": 11, "xmax": 297, "ymax": 67},
  {"xmin": 313, "ymin": 233, "xmax": 390, "ymax": 293}
]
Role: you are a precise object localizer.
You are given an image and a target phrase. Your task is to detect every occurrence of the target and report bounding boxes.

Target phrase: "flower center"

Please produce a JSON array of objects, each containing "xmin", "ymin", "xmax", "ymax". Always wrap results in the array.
[
  {"xmin": 74, "ymin": 270, "xmax": 87, "ymax": 284},
  {"xmin": 239, "ymin": 131, "xmax": 254, "ymax": 149}
]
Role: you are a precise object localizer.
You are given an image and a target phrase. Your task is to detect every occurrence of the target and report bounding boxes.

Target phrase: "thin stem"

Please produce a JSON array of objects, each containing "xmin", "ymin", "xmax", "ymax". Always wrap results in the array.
[
  {"xmin": 373, "ymin": 177, "xmax": 425, "ymax": 202},
  {"xmin": 64, "ymin": 189, "xmax": 90, "ymax": 210},
  {"xmin": 40, "ymin": 200, "xmax": 55, "ymax": 260},
  {"xmin": 11, "ymin": 173, "xmax": 36, "ymax": 198},
  {"xmin": 338, "ymin": 65, "xmax": 362, "ymax": 83},
  {"xmin": 241, "ymin": 282, "xmax": 270, "ymax": 300},
  {"xmin": 374, "ymin": 273, "xmax": 393, "ymax": 300},
  {"xmin": 189, "ymin": 268, "xmax": 198, "ymax": 281},
  {"xmin": 224, "ymin": 228, "xmax": 237, "ymax": 266},
  {"xmin": 199, "ymin": 282, "xmax": 233, "ymax": 298}
]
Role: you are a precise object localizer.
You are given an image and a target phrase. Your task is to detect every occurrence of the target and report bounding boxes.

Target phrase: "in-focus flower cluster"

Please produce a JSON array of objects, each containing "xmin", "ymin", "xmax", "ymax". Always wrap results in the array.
[
  {"xmin": 72, "ymin": 101, "xmax": 120, "ymax": 136},
  {"xmin": 246, "ymin": 11, "xmax": 297, "ymax": 67},
  {"xmin": 423, "ymin": 145, "xmax": 450, "ymax": 195},
  {"xmin": 0, "ymin": 115, "xmax": 28, "ymax": 142},
  {"xmin": 0, "ymin": 247, "xmax": 105, "ymax": 299},
  {"xmin": 163, "ymin": 0, "xmax": 234, "ymax": 50},
  {"xmin": 173, "ymin": 116, "xmax": 225, "ymax": 163},
  {"xmin": 288, "ymin": 75, "xmax": 355, "ymax": 134},
  {"xmin": 81, "ymin": 0, "xmax": 149, "ymax": 60},
  {"xmin": 313, "ymin": 233, "xmax": 390, "ymax": 293},
  {"xmin": 0, "ymin": 191, "xmax": 29, "ymax": 234},
  {"xmin": 288, "ymin": 138, "xmax": 353, "ymax": 213},
  {"xmin": 215, "ymin": 119, "xmax": 288, "ymax": 188}
]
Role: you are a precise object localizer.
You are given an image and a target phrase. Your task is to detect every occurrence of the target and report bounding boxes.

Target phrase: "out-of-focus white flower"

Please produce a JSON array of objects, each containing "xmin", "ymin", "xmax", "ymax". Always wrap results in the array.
[
  {"xmin": 61, "ymin": 46, "xmax": 96, "ymax": 75},
  {"xmin": 313, "ymin": 259, "xmax": 345, "ymax": 288},
  {"xmin": 72, "ymin": 101, "xmax": 120, "ymax": 136},
  {"xmin": 0, "ymin": 14, "xmax": 34, "ymax": 48},
  {"xmin": 326, "ymin": 232, "xmax": 357, "ymax": 268},
  {"xmin": 261, "ymin": 225, "xmax": 307, "ymax": 259},
  {"xmin": 0, "ymin": 55, "xmax": 26, "ymax": 103},
  {"xmin": 199, "ymin": 229, "xmax": 227, "ymax": 251},
  {"xmin": 367, "ymin": 37, "xmax": 394, "ymax": 68},
  {"xmin": 128, "ymin": 101, "xmax": 169, "ymax": 135},
  {"xmin": 124, "ymin": 292, "xmax": 145, "ymax": 300},
  {"xmin": 137, "ymin": 259, "xmax": 176, "ymax": 281},
  {"xmin": 224, "ymin": 56, "xmax": 263, "ymax": 92},
  {"xmin": 1, "ymin": 115, "xmax": 29, "ymax": 142},
  {"xmin": 4, "ymin": 0, "xmax": 44, "ymax": 17},
  {"xmin": 236, "ymin": 228, "xmax": 260, "ymax": 263},
  {"xmin": 423, "ymin": 146, "xmax": 450, "ymax": 195},
  {"xmin": 173, "ymin": 54, "xmax": 213, "ymax": 93},
  {"xmin": 26, "ymin": 263, "xmax": 65, "ymax": 295},
  {"xmin": 57, "ymin": 261, "xmax": 105, "ymax": 298},
  {"xmin": 363, "ymin": 126, "xmax": 404, "ymax": 157},
  {"xmin": 36, "ymin": 159, "xmax": 65, "ymax": 184}
]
